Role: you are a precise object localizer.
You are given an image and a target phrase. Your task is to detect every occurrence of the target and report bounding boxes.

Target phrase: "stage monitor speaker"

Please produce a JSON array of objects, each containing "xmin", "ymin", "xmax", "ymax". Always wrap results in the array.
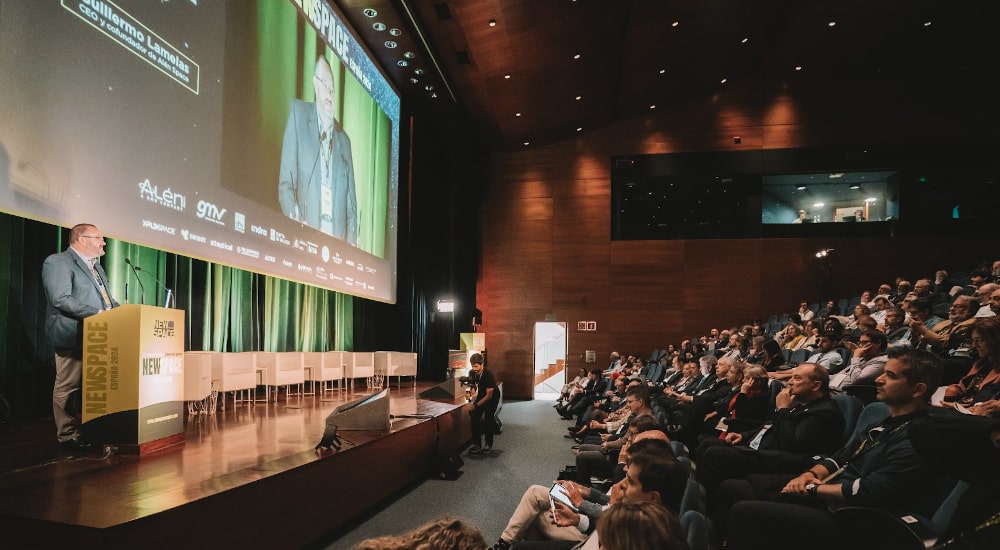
[
  {"xmin": 418, "ymin": 378, "xmax": 464, "ymax": 399},
  {"xmin": 324, "ymin": 388, "xmax": 391, "ymax": 431}
]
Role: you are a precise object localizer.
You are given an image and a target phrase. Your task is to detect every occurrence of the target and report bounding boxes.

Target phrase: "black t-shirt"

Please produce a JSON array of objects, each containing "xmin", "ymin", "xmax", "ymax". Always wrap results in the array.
[{"xmin": 472, "ymin": 368, "xmax": 499, "ymax": 406}]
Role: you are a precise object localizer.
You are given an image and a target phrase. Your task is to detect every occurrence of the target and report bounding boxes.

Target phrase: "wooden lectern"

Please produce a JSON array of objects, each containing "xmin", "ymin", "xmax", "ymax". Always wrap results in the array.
[{"xmin": 82, "ymin": 304, "xmax": 186, "ymax": 454}]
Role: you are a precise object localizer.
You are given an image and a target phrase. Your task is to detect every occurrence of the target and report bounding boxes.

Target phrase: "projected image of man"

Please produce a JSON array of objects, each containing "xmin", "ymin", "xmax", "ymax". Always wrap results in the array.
[{"xmin": 278, "ymin": 56, "xmax": 358, "ymax": 245}]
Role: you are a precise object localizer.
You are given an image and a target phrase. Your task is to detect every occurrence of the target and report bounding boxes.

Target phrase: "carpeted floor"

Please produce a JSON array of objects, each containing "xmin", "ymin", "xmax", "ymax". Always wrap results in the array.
[{"xmin": 315, "ymin": 397, "xmax": 574, "ymax": 549}]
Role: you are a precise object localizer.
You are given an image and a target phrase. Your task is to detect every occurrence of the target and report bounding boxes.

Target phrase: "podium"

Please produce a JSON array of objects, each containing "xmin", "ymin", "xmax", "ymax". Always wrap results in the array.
[{"xmin": 82, "ymin": 304, "xmax": 186, "ymax": 454}]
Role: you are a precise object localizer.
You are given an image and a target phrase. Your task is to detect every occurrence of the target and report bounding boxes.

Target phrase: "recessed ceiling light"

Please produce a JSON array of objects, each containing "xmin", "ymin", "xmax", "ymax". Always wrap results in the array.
[
  {"xmin": 923, "ymin": 21, "xmax": 933, "ymax": 27},
  {"xmin": 430, "ymin": 92, "xmax": 438, "ymax": 98},
  {"xmin": 523, "ymin": 141, "xmax": 530, "ymax": 146},
  {"xmin": 489, "ymin": 19, "xmax": 496, "ymax": 27},
  {"xmin": 576, "ymin": 127, "xmax": 582, "ymax": 132},
  {"xmin": 795, "ymin": 65, "xmax": 802, "ymax": 71},
  {"xmin": 372, "ymin": 22, "xmax": 386, "ymax": 32},
  {"xmin": 741, "ymin": 37, "xmax": 749, "ymax": 44},
  {"xmin": 849, "ymin": 184, "xmax": 861, "ymax": 190},
  {"xmin": 649, "ymin": 104, "xmax": 656, "ymax": 110},
  {"xmin": 363, "ymin": 8, "xmax": 377, "ymax": 18},
  {"xmin": 397, "ymin": 60, "xmax": 409, "ymax": 67},
  {"xmin": 384, "ymin": 40, "xmax": 397, "ymax": 49},
  {"xmin": 671, "ymin": 21, "xmax": 679, "ymax": 27},
  {"xmin": 658, "ymin": 68, "xmax": 666, "ymax": 74},
  {"xmin": 515, "ymin": 112, "xmax": 522, "ymax": 117},
  {"xmin": 403, "ymin": 51, "xmax": 415, "ymax": 59},
  {"xmin": 425, "ymin": 85, "xmax": 434, "ymax": 91},
  {"xmin": 504, "ymin": 73, "xmax": 511, "ymax": 79},
  {"xmin": 829, "ymin": 173, "xmax": 844, "ymax": 178},
  {"xmin": 573, "ymin": 53, "xmax": 581, "ymax": 60},
  {"xmin": 414, "ymin": 68, "xmax": 425, "ymax": 76},
  {"xmin": 720, "ymin": 78, "xmax": 727, "ymax": 84},
  {"xmin": 865, "ymin": 197, "xmax": 877, "ymax": 203},
  {"xmin": 813, "ymin": 202, "xmax": 825, "ymax": 208},
  {"xmin": 828, "ymin": 21, "xmax": 836, "ymax": 27},
  {"xmin": 389, "ymin": 28, "xmax": 402, "ymax": 37},
  {"xmin": 575, "ymin": 95, "xmax": 582, "ymax": 100},
  {"xmin": 409, "ymin": 77, "xmax": 418, "ymax": 84}
]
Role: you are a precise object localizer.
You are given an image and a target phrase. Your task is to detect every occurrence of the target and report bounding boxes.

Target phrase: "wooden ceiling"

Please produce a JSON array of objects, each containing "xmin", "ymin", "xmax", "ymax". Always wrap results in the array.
[{"xmin": 335, "ymin": 0, "xmax": 990, "ymax": 150}]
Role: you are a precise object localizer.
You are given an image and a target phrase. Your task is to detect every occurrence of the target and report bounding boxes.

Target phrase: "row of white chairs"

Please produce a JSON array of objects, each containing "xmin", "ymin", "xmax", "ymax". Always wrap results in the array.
[{"xmin": 181, "ymin": 350, "xmax": 417, "ymax": 411}]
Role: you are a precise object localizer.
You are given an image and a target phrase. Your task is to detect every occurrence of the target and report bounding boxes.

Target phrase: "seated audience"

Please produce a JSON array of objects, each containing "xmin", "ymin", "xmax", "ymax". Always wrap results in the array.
[
  {"xmin": 491, "ymin": 438, "xmax": 684, "ymax": 550},
  {"xmin": 797, "ymin": 301, "xmax": 815, "ymax": 322},
  {"xmin": 702, "ymin": 364, "xmax": 771, "ymax": 442},
  {"xmin": 720, "ymin": 349, "xmax": 947, "ymax": 550},
  {"xmin": 558, "ymin": 367, "xmax": 589, "ymax": 407},
  {"xmin": 695, "ymin": 363, "xmax": 845, "ymax": 503},
  {"xmin": 759, "ymin": 339, "xmax": 786, "ymax": 372}
]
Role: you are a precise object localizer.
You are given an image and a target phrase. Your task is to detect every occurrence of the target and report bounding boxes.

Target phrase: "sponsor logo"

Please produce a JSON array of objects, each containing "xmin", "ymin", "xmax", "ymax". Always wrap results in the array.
[
  {"xmin": 321, "ymin": 246, "xmax": 330, "ymax": 262},
  {"xmin": 234, "ymin": 212, "xmax": 245, "ymax": 233},
  {"xmin": 138, "ymin": 179, "xmax": 186, "ymax": 211},
  {"xmin": 210, "ymin": 239, "xmax": 233, "ymax": 251},
  {"xmin": 152, "ymin": 319, "xmax": 175, "ymax": 338},
  {"xmin": 142, "ymin": 219, "xmax": 176, "ymax": 235},
  {"xmin": 270, "ymin": 228, "xmax": 290, "ymax": 244},
  {"xmin": 264, "ymin": 255, "xmax": 276, "ymax": 263},
  {"xmin": 236, "ymin": 246, "xmax": 260, "ymax": 259},
  {"xmin": 196, "ymin": 200, "xmax": 226, "ymax": 225},
  {"xmin": 281, "ymin": 259, "xmax": 293, "ymax": 268},
  {"xmin": 251, "ymin": 224, "xmax": 267, "ymax": 236}
]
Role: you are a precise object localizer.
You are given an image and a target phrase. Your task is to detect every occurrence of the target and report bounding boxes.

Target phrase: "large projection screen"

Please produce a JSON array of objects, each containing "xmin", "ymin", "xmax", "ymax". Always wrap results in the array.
[{"xmin": 0, "ymin": 0, "xmax": 401, "ymax": 304}]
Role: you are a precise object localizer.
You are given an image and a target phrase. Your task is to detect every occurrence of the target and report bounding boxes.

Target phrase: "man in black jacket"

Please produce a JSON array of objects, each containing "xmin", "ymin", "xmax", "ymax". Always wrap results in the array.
[{"xmin": 696, "ymin": 363, "xmax": 845, "ymax": 505}]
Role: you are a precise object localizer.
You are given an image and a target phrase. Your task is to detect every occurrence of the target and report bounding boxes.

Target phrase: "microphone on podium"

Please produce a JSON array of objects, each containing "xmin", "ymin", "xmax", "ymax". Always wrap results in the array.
[
  {"xmin": 133, "ymin": 264, "xmax": 175, "ymax": 308},
  {"xmin": 124, "ymin": 258, "xmax": 145, "ymax": 305}
]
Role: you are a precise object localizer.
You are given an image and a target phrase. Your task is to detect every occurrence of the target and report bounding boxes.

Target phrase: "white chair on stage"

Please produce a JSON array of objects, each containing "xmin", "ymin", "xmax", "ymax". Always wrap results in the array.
[
  {"xmin": 312, "ymin": 351, "xmax": 347, "ymax": 399},
  {"xmin": 375, "ymin": 351, "xmax": 417, "ymax": 390},
  {"xmin": 394, "ymin": 352, "xmax": 418, "ymax": 390},
  {"xmin": 255, "ymin": 352, "xmax": 305, "ymax": 402},
  {"xmin": 210, "ymin": 351, "xmax": 257, "ymax": 410},
  {"xmin": 183, "ymin": 351, "xmax": 215, "ymax": 414},
  {"xmin": 374, "ymin": 351, "xmax": 398, "ymax": 390},
  {"xmin": 345, "ymin": 351, "xmax": 379, "ymax": 394}
]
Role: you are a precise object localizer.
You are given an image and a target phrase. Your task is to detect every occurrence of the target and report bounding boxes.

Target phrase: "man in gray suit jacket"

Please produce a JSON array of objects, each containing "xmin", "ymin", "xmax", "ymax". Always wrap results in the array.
[
  {"xmin": 42, "ymin": 223, "xmax": 119, "ymax": 449},
  {"xmin": 278, "ymin": 56, "xmax": 358, "ymax": 246}
]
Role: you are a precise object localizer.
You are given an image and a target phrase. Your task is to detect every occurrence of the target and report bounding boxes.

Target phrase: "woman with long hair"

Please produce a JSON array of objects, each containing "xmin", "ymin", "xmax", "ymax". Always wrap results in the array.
[{"xmin": 942, "ymin": 317, "xmax": 1000, "ymax": 415}]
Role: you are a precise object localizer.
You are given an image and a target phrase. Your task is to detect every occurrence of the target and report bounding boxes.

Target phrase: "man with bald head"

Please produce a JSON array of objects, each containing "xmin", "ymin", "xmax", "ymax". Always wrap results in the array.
[{"xmin": 278, "ymin": 55, "xmax": 358, "ymax": 245}]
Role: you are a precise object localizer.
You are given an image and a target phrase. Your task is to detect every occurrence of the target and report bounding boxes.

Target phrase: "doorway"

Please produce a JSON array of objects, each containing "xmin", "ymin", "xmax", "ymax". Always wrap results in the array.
[{"xmin": 533, "ymin": 322, "xmax": 567, "ymax": 400}]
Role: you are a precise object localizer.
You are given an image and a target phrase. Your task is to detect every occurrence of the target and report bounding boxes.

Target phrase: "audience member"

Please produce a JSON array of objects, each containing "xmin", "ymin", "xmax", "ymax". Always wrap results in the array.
[
  {"xmin": 830, "ymin": 330, "xmax": 888, "ymax": 390},
  {"xmin": 797, "ymin": 301, "xmax": 815, "ymax": 322},
  {"xmin": 939, "ymin": 317, "xmax": 1000, "ymax": 410},
  {"xmin": 880, "ymin": 306, "xmax": 910, "ymax": 348},
  {"xmin": 759, "ymin": 339, "xmax": 786, "ymax": 372},
  {"xmin": 974, "ymin": 283, "xmax": 999, "ymax": 317},
  {"xmin": 780, "ymin": 323, "xmax": 806, "ymax": 351},
  {"xmin": 595, "ymin": 501, "xmax": 690, "ymax": 550},
  {"xmin": 352, "ymin": 516, "xmax": 487, "ymax": 550},
  {"xmin": 909, "ymin": 294, "xmax": 977, "ymax": 357}
]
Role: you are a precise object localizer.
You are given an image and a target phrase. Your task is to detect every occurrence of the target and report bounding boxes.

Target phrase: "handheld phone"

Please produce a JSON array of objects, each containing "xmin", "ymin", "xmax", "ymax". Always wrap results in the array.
[{"xmin": 549, "ymin": 482, "xmax": 578, "ymax": 511}]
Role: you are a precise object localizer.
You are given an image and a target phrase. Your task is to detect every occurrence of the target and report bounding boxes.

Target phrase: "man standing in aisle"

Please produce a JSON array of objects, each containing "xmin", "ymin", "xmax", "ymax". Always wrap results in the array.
[
  {"xmin": 466, "ymin": 352, "xmax": 500, "ymax": 455},
  {"xmin": 41, "ymin": 224, "xmax": 119, "ymax": 451}
]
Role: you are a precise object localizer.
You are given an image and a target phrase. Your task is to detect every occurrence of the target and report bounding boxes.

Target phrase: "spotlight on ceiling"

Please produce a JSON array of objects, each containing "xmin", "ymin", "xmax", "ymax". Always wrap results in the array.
[
  {"xmin": 797, "ymin": 185, "xmax": 807, "ymax": 191},
  {"xmin": 437, "ymin": 299, "xmax": 455, "ymax": 313}
]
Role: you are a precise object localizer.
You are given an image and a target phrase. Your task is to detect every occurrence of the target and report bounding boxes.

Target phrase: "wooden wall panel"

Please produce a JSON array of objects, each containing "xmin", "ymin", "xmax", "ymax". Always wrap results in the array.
[{"xmin": 476, "ymin": 87, "xmax": 988, "ymax": 399}]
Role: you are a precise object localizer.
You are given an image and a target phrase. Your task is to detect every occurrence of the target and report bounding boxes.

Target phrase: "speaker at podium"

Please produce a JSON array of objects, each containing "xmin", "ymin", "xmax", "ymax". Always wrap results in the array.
[
  {"xmin": 419, "ymin": 378, "xmax": 465, "ymax": 399},
  {"xmin": 324, "ymin": 388, "xmax": 391, "ymax": 431}
]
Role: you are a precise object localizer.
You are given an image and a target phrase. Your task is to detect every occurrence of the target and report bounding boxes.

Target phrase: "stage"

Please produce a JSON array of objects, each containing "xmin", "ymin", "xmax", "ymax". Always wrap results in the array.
[{"xmin": 0, "ymin": 381, "xmax": 471, "ymax": 549}]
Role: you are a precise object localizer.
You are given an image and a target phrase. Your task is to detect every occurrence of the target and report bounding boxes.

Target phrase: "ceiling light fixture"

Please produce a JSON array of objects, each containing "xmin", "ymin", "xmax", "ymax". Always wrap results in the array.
[
  {"xmin": 363, "ymin": 8, "xmax": 377, "ymax": 18},
  {"xmin": 797, "ymin": 185, "xmax": 807, "ymax": 191},
  {"xmin": 373, "ymin": 22, "xmax": 386, "ymax": 31},
  {"xmin": 384, "ymin": 40, "xmax": 397, "ymax": 49},
  {"xmin": 575, "ymin": 95, "xmax": 582, "ymax": 100},
  {"xmin": 649, "ymin": 104, "xmax": 656, "ymax": 110},
  {"xmin": 515, "ymin": 112, "xmax": 521, "ymax": 117},
  {"xmin": 504, "ymin": 73, "xmax": 511, "ymax": 79},
  {"xmin": 828, "ymin": 21, "xmax": 836, "ymax": 27},
  {"xmin": 489, "ymin": 19, "xmax": 496, "ymax": 27},
  {"xmin": 849, "ymin": 184, "xmax": 861, "ymax": 190},
  {"xmin": 573, "ymin": 53, "xmax": 581, "ymax": 60},
  {"xmin": 671, "ymin": 21, "xmax": 679, "ymax": 27}
]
